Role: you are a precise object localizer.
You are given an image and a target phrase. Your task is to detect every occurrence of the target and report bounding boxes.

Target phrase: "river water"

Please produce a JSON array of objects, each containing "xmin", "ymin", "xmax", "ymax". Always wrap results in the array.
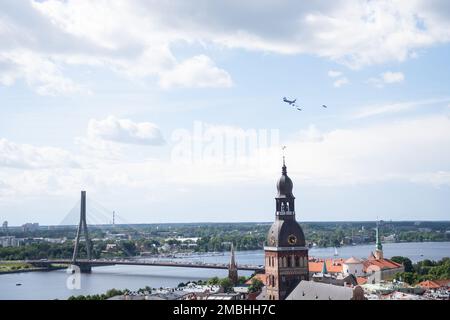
[{"xmin": 1, "ymin": 241, "xmax": 449, "ymax": 300}]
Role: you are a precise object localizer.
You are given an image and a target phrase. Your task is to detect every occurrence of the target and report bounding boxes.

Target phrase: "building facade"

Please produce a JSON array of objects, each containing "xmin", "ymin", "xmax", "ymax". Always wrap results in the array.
[{"xmin": 264, "ymin": 158, "xmax": 309, "ymax": 300}]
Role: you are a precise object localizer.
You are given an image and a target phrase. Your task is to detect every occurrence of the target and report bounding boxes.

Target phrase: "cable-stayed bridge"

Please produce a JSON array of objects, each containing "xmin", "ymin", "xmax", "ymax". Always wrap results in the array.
[{"xmin": 19, "ymin": 191, "xmax": 264, "ymax": 273}]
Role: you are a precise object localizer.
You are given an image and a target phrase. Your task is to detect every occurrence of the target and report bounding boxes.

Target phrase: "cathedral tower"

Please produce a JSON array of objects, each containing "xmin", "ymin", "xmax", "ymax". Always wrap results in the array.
[{"xmin": 264, "ymin": 157, "xmax": 309, "ymax": 300}]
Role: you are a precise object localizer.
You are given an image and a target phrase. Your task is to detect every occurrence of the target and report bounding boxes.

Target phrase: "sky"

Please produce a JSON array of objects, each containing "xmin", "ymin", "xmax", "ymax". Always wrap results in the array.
[{"xmin": 1, "ymin": 0, "xmax": 450, "ymax": 225}]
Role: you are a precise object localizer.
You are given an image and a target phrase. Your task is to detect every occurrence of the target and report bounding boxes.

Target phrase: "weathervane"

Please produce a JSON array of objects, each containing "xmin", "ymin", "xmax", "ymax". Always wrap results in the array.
[{"xmin": 282, "ymin": 145, "xmax": 287, "ymax": 166}]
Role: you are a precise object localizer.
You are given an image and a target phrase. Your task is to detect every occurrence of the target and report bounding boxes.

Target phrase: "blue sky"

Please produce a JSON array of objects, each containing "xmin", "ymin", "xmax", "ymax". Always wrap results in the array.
[{"xmin": 1, "ymin": 0, "xmax": 450, "ymax": 225}]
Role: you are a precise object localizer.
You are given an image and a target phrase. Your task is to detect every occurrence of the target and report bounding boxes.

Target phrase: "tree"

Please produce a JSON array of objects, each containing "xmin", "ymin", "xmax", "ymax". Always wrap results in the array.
[
  {"xmin": 237, "ymin": 276, "xmax": 248, "ymax": 284},
  {"xmin": 219, "ymin": 277, "xmax": 233, "ymax": 293},
  {"xmin": 394, "ymin": 272, "xmax": 417, "ymax": 285},
  {"xmin": 120, "ymin": 241, "xmax": 137, "ymax": 256},
  {"xmin": 391, "ymin": 256, "xmax": 414, "ymax": 273},
  {"xmin": 248, "ymin": 278, "xmax": 264, "ymax": 293},
  {"xmin": 207, "ymin": 276, "xmax": 220, "ymax": 285}
]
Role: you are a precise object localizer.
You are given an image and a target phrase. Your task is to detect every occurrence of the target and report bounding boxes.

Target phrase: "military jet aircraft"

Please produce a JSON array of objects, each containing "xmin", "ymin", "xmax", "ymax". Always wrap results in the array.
[{"xmin": 283, "ymin": 97, "xmax": 297, "ymax": 106}]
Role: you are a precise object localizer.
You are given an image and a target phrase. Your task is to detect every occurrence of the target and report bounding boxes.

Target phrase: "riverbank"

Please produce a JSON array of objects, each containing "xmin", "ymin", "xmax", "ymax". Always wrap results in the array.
[{"xmin": 0, "ymin": 262, "xmax": 66, "ymax": 275}]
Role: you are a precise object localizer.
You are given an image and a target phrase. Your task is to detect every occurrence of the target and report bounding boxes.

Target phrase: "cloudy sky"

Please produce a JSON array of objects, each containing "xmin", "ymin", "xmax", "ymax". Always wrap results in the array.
[{"xmin": 1, "ymin": 0, "xmax": 450, "ymax": 225}]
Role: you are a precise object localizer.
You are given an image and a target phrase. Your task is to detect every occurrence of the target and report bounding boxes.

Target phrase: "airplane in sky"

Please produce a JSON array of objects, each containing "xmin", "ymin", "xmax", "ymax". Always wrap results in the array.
[{"xmin": 283, "ymin": 97, "xmax": 297, "ymax": 106}]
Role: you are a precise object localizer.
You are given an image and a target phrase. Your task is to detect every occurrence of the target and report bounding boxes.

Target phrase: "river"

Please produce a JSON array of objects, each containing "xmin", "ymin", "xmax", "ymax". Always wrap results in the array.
[{"xmin": 0, "ymin": 241, "xmax": 449, "ymax": 300}]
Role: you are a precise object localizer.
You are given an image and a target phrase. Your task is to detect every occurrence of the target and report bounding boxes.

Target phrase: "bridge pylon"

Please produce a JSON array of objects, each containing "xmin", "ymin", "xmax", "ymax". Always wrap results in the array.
[{"xmin": 70, "ymin": 190, "xmax": 92, "ymax": 273}]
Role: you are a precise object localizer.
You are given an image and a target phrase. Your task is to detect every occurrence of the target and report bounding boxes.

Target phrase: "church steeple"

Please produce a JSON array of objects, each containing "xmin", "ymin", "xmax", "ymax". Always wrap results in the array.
[
  {"xmin": 228, "ymin": 243, "xmax": 238, "ymax": 285},
  {"xmin": 276, "ymin": 157, "xmax": 295, "ymax": 216},
  {"xmin": 265, "ymin": 152, "xmax": 309, "ymax": 300},
  {"xmin": 374, "ymin": 221, "xmax": 383, "ymax": 259},
  {"xmin": 376, "ymin": 223, "xmax": 382, "ymax": 251},
  {"xmin": 322, "ymin": 261, "xmax": 328, "ymax": 274}
]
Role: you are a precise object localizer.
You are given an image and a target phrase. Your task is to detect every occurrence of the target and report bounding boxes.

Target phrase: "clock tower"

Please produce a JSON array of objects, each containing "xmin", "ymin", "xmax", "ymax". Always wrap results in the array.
[{"xmin": 264, "ymin": 157, "xmax": 309, "ymax": 300}]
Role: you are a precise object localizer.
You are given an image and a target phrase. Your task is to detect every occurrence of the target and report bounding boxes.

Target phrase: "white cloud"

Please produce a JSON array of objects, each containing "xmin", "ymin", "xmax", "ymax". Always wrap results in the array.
[
  {"xmin": 328, "ymin": 70, "xmax": 348, "ymax": 88},
  {"xmin": 0, "ymin": 51, "xmax": 89, "ymax": 96},
  {"xmin": 159, "ymin": 55, "xmax": 232, "ymax": 89},
  {"xmin": 353, "ymin": 97, "xmax": 450, "ymax": 118},
  {"xmin": 1, "ymin": 115, "xmax": 450, "ymax": 202},
  {"xmin": 333, "ymin": 77, "xmax": 349, "ymax": 88},
  {"xmin": 1, "ymin": 0, "xmax": 450, "ymax": 94},
  {"xmin": 328, "ymin": 70, "xmax": 342, "ymax": 78},
  {"xmin": 296, "ymin": 124, "xmax": 324, "ymax": 142},
  {"xmin": 382, "ymin": 71, "xmax": 405, "ymax": 83},
  {"xmin": 0, "ymin": 138, "xmax": 79, "ymax": 169},
  {"xmin": 368, "ymin": 71, "xmax": 405, "ymax": 87},
  {"xmin": 87, "ymin": 116, "xmax": 165, "ymax": 146},
  {"xmin": 279, "ymin": 115, "xmax": 450, "ymax": 186}
]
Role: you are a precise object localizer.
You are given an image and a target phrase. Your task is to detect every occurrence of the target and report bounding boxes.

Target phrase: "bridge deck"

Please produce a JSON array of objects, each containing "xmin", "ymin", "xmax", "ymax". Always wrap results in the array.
[{"xmin": 21, "ymin": 259, "xmax": 264, "ymax": 271}]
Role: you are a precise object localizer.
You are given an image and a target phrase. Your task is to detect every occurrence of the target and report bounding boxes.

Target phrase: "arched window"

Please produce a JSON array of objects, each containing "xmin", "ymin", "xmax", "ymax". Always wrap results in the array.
[{"xmin": 295, "ymin": 256, "xmax": 300, "ymax": 267}]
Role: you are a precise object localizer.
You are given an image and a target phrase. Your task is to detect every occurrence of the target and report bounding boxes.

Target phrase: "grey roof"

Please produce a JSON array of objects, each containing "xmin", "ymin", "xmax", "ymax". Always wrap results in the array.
[
  {"xmin": 276, "ymin": 171, "xmax": 294, "ymax": 198},
  {"xmin": 286, "ymin": 281, "xmax": 354, "ymax": 300},
  {"xmin": 255, "ymin": 287, "xmax": 267, "ymax": 300}
]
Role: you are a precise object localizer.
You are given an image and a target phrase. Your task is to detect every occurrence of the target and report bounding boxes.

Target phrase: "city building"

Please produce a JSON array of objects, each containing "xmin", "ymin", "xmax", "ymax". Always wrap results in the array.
[
  {"xmin": 21, "ymin": 223, "xmax": 39, "ymax": 232},
  {"xmin": 206, "ymin": 293, "xmax": 242, "ymax": 300},
  {"xmin": 363, "ymin": 223, "xmax": 404, "ymax": 282},
  {"xmin": 418, "ymin": 279, "xmax": 450, "ymax": 290},
  {"xmin": 0, "ymin": 236, "xmax": 23, "ymax": 247},
  {"xmin": 264, "ymin": 157, "xmax": 309, "ymax": 300},
  {"xmin": 308, "ymin": 258, "xmax": 345, "ymax": 275},
  {"xmin": 343, "ymin": 257, "xmax": 365, "ymax": 277},
  {"xmin": 312, "ymin": 269, "xmax": 358, "ymax": 287},
  {"xmin": 285, "ymin": 281, "xmax": 366, "ymax": 300},
  {"xmin": 364, "ymin": 257, "xmax": 404, "ymax": 283},
  {"xmin": 2, "ymin": 221, "xmax": 7, "ymax": 233}
]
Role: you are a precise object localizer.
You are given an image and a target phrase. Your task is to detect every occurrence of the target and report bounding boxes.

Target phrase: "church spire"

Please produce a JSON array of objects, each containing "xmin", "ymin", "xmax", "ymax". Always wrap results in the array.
[
  {"xmin": 228, "ymin": 243, "xmax": 238, "ymax": 285},
  {"xmin": 282, "ymin": 146, "xmax": 287, "ymax": 175},
  {"xmin": 374, "ymin": 221, "xmax": 383, "ymax": 259},
  {"xmin": 322, "ymin": 260, "xmax": 328, "ymax": 274},
  {"xmin": 376, "ymin": 222, "xmax": 383, "ymax": 251}
]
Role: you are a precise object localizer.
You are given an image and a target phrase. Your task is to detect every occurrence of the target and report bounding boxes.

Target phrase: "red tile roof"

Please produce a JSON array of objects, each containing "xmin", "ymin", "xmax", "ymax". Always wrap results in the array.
[
  {"xmin": 363, "ymin": 258, "xmax": 402, "ymax": 271},
  {"xmin": 356, "ymin": 277, "xmax": 368, "ymax": 285},
  {"xmin": 246, "ymin": 273, "xmax": 268, "ymax": 285},
  {"xmin": 418, "ymin": 279, "xmax": 450, "ymax": 289},
  {"xmin": 308, "ymin": 258, "xmax": 345, "ymax": 274},
  {"xmin": 345, "ymin": 257, "xmax": 363, "ymax": 264}
]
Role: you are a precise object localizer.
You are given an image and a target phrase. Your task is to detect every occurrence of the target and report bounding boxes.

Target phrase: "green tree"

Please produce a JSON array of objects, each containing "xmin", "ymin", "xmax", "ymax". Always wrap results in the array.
[
  {"xmin": 391, "ymin": 256, "xmax": 414, "ymax": 273},
  {"xmin": 237, "ymin": 276, "xmax": 248, "ymax": 284},
  {"xmin": 120, "ymin": 241, "xmax": 137, "ymax": 256},
  {"xmin": 394, "ymin": 272, "xmax": 418, "ymax": 285},
  {"xmin": 207, "ymin": 276, "xmax": 220, "ymax": 285},
  {"xmin": 248, "ymin": 278, "xmax": 264, "ymax": 293},
  {"xmin": 219, "ymin": 277, "xmax": 233, "ymax": 293}
]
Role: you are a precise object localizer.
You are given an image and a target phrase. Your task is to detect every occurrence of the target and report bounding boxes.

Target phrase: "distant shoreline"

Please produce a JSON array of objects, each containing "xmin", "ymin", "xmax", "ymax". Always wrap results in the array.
[{"xmin": 0, "ymin": 266, "xmax": 66, "ymax": 275}]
